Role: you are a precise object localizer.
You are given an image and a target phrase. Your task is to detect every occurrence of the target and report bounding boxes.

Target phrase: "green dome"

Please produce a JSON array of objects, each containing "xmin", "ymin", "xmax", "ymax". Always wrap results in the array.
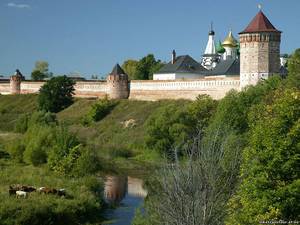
[
  {"xmin": 237, "ymin": 42, "xmax": 240, "ymax": 55},
  {"xmin": 216, "ymin": 40, "xmax": 225, "ymax": 54}
]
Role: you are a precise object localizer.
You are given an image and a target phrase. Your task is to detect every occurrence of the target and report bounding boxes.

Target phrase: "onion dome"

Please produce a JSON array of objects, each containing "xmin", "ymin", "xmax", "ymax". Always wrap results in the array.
[
  {"xmin": 222, "ymin": 30, "xmax": 237, "ymax": 47},
  {"xmin": 216, "ymin": 40, "xmax": 225, "ymax": 54}
]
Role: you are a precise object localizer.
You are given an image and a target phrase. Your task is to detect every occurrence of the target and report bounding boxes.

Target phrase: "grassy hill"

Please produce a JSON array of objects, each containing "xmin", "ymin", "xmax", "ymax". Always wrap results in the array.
[
  {"xmin": 0, "ymin": 94, "xmax": 190, "ymax": 169},
  {"xmin": 0, "ymin": 94, "xmax": 37, "ymax": 132},
  {"xmin": 57, "ymin": 98, "xmax": 190, "ymax": 167}
]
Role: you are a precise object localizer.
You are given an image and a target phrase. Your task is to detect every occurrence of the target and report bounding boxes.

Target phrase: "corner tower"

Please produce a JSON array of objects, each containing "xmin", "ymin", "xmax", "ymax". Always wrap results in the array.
[
  {"xmin": 10, "ymin": 69, "xmax": 23, "ymax": 94},
  {"xmin": 107, "ymin": 64, "xmax": 129, "ymax": 99},
  {"xmin": 239, "ymin": 10, "xmax": 281, "ymax": 88}
]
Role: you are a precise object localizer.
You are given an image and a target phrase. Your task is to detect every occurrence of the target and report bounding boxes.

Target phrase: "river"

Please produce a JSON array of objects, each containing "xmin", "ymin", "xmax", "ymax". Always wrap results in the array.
[{"xmin": 102, "ymin": 175, "xmax": 147, "ymax": 225}]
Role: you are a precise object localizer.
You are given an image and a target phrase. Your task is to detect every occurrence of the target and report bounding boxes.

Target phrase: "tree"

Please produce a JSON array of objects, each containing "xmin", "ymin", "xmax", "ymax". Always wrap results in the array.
[
  {"xmin": 31, "ymin": 60, "xmax": 52, "ymax": 80},
  {"xmin": 38, "ymin": 76, "xmax": 75, "ymax": 113},
  {"xmin": 286, "ymin": 48, "xmax": 300, "ymax": 88},
  {"xmin": 122, "ymin": 59, "xmax": 138, "ymax": 80},
  {"xmin": 137, "ymin": 129, "xmax": 241, "ymax": 225},
  {"xmin": 227, "ymin": 89, "xmax": 300, "ymax": 224},
  {"xmin": 135, "ymin": 54, "xmax": 164, "ymax": 80}
]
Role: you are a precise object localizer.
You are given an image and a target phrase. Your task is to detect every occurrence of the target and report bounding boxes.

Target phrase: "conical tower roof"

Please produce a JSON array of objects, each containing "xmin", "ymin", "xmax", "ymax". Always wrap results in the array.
[
  {"xmin": 239, "ymin": 10, "xmax": 281, "ymax": 34},
  {"xmin": 110, "ymin": 63, "xmax": 126, "ymax": 75},
  {"xmin": 222, "ymin": 30, "xmax": 237, "ymax": 47}
]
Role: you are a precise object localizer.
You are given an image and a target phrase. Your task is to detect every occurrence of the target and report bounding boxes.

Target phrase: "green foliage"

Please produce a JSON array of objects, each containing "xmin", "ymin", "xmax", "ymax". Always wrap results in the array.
[
  {"xmin": 123, "ymin": 54, "xmax": 164, "ymax": 80},
  {"xmin": 286, "ymin": 48, "xmax": 300, "ymax": 88},
  {"xmin": 6, "ymin": 139, "xmax": 25, "ymax": 163},
  {"xmin": 15, "ymin": 111, "xmax": 56, "ymax": 133},
  {"xmin": 122, "ymin": 59, "xmax": 139, "ymax": 80},
  {"xmin": 145, "ymin": 96, "xmax": 217, "ymax": 159},
  {"xmin": 0, "ymin": 94, "xmax": 37, "ymax": 132},
  {"xmin": 145, "ymin": 102, "xmax": 192, "ymax": 158},
  {"xmin": 135, "ymin": 54, "xmax": 164, "ymax": 80},
  {"xmin": 0, "ymin": 160, "xmax": 104, "ymax": 225},
  {"xmin": 82, "ymin": 98, "xmax": 117, "ymax": 126},
  {"xmin": 23, "ymin": 125, "xmax": 54, "ymax": 166},
  {"xmin": 38, "ymin": 76, "xmax": 75, "ymax": 113},
  {"xmin": 31, "ymin": 60, "xmax": 52, "ymax": 81},
  {"xmin": 31, "ymin": 70, "xmax": 47, "ymax": 81},
  {"xmin": 227, "ymin": 89, "xmax": 300, "ymax": 224},
  {"xmin": 187, "ymin": 94, "xmax": 217, "ymax": 131}
]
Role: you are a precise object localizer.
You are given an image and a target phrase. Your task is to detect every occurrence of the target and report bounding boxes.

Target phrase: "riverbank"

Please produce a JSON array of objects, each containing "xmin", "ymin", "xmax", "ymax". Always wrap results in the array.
[{"xmin": 0, "ymin": 158, "xmax": 105, "ymax": 225}]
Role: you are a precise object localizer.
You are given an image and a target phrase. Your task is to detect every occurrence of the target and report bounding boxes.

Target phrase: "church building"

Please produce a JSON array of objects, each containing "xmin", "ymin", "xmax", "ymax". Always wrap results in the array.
[{"xmin": 153, "ymin": 9, "xmax": 283, "ymax": 87}]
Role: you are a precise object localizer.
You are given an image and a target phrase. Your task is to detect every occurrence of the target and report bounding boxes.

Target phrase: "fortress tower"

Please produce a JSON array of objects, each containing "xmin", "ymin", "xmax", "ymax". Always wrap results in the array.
[
  {"xmin": 10, "ymin": 69, "xmax": 23, "ymax": 94},
  {"xmin": 239, "ymin": 10, "xmax": 281, "ymax": 88},
  {"xmin": 106, "ymin": 64, "xmax": 129, "ymax": 99}
]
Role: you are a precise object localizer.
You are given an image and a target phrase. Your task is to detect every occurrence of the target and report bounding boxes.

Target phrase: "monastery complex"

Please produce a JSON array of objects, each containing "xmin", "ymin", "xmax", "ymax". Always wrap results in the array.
[{"xmin": 0, "ymin": 10, "xmax": 287, "ymax": 100}]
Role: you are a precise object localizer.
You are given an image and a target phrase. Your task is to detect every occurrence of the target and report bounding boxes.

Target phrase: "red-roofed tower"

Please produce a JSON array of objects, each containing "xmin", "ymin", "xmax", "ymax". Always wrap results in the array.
[{"xmin": 239, "ymin": 10, "xmax": 281, "ymax": 88}]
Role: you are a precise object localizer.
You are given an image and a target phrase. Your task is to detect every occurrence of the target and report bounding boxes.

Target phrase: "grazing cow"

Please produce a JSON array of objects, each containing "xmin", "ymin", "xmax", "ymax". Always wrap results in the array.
[
  {"xmin": 8, "ymin": 186, "xmax": 17, "ymax": 196},
  {"xmin": 57, "ymin": 189, "xmax": 66, "ymax": 197},
  {"xmin": 39, "ymin": 187, "xmax": 58, "ymax": 195},
  {"xmin": 21, "ymin": 186, "xmax": 36, "ymax": 192},
  {"xmin": 16, "ymin": 191, "xmax": 27, "ymax": 198}
]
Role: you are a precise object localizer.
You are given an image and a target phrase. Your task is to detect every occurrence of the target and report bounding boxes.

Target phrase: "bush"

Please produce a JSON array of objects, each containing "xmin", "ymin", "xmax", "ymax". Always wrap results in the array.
[
  {"xmin": 38, "ymin": 76, "xmax": 75, "ymax": 113},
  {"xmin": 15, "ymin": 111, "xmax": 56, "ymax": 133},
  {"xmin": 82, "ymin": 98, "xmax": 117, "ymax": 125},
  {"xmin": 6, "ymin": 140, "xmax": 25, "ymax": 163},
  {"xmin": 23, "ymin": 125, "xmax": 54, "ymax": 166}
]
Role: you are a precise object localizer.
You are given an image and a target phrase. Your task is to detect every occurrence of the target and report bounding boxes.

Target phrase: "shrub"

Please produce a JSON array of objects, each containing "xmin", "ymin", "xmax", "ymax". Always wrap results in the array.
[
  {"xmin": 14, "ymin": 113, "xmax": 30, "ymax": 133},
  {"xmin": 82, "ymin": 98, "xmax": 117, "ymax": 125},
  {"xmin": 38, "ymin": 76, "xmax": 75, "ymax": 113},
  {"xmin": 23, "ymin": 125, "xmax": 54, "ymax": 166},
  {"xmin": 6, "ymin": 140, "xmax": 25, "ymax": 163}
]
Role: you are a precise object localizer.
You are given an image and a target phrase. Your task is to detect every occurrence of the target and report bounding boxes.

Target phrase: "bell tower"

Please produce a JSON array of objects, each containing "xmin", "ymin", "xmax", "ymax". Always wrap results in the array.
[{"xmin": 239, "ymin": 10, "xmax": 281, "ymax": 89}]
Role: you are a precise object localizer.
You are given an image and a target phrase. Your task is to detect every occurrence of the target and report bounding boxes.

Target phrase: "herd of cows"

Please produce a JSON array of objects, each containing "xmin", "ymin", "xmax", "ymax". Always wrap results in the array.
[{"xmin": 8, "ymin": 185, "xmax": 67, "ymax": 198}]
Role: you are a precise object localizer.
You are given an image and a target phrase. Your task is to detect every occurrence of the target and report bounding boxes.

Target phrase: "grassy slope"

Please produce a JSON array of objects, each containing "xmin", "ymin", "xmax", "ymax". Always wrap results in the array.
[
  {"xmin": 58, "ymin": 98, "xmax": 190, "ymax": 167},
  {"xmin": 0, "ymin": 94, "xmax": 37, "ymax": 132},
  {"xmin": 0, "ymin": 95, "xmax": 190, "ymax": 169}
]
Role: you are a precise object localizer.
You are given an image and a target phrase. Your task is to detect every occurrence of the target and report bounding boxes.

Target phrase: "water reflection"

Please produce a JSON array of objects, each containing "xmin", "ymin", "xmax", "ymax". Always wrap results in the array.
[{"xmin": 104, "ymin": 175, "xmax": 147, "ymax": 204}]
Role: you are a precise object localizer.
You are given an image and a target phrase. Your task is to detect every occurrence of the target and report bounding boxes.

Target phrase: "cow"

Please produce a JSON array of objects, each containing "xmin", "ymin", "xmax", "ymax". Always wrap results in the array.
[{"xmin": 16, "ymin": 191, "xmax": 27, "ymax": 198}]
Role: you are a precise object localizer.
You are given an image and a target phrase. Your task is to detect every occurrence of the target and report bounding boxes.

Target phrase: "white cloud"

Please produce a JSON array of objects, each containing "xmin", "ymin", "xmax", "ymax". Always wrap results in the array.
[{"xmin": 7, "ymin": 2, "xmax": 31, "ymax": 9}]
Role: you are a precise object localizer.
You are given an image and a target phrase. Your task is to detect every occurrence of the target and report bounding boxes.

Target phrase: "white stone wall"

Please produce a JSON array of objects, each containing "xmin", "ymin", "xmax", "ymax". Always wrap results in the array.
[
  {"xmin": 21, "ymin": 82, "xmax": 45, "ymax": 93},
  {"xmin": 153, "ymin": 73, "xmax": 203, "ymax": 80},
  {"xmin": 130, "ymin": 77, "xmax": 240, "ymax": 100},
  {"xmin": 131, "ymin": 78, "xmax": 240, "ymax": 91},
  {"xmin": 0, "ymin": 82, "xmax": 10, "ymax": 95},
  {"xmin": 153, "ymin": 73, "xmax": 176, "ymax": 80}
]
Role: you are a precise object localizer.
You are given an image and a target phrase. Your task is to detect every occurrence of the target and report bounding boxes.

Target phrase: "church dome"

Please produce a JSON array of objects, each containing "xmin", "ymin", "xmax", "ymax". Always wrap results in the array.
[{"xmin": 222, "ymin": 30, "xmax": 237, "ymax": 47}]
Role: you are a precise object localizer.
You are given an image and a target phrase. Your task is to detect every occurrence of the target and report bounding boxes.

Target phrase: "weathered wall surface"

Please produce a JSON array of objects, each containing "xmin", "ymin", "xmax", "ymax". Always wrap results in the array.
[
  {"xmin": 0, "ymin": 77, "xmax": 240, "ymax": 100},
  {"xmin": 74, "ymin": 81, "xmax": 107, "ymax": 98},
  {"xmin": 0, "ymin": 81, "xmax": 11, "ymax": 95},
  {"xmin": 21, "ymin": 81, "xmax": 45, "ymax": 94},
  {"xmin": 129, "ymin": 77, "xmax": 240, "ymax": 100}
]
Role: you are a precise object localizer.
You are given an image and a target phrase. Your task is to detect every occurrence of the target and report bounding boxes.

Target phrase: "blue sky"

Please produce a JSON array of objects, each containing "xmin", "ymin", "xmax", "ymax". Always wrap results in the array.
[{"xmin": 0, "ymin": 0, "xmax": 299, "ymax": 78}]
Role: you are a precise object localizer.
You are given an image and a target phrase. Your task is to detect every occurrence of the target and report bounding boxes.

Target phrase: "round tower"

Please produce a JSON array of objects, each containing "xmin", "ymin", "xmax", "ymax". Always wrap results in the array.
[
  {"xmin": 239, "ymin": 10, "xmax": 281, "ymax": 89},
  {"xmin": 106, "ymin": 64, "xmax": 129, "ymax": 99},
  {"xmin": 10, "ymin": 69, "xmax": 23, "ymax": 94}
]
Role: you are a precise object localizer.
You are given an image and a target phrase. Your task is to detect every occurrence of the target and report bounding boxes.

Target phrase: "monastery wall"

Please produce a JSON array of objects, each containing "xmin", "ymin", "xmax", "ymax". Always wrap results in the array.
[
  {"xmin": 21, "ymin": 81, "xmax": 45, "ymax": 94},
  {"xmin": 0, "ymin": 77, "xmax": 240, "ymax": 100},
  {"xmin": 129, "ymin": 77, "xmax": 240, "ymax": 100},
  {"xmin": 0, "ymin": 81, "xmax": 11, "ymax": 95},
  {"xmin": 74, "ymin": 81, "xmax": 108, "ymax": 98}
]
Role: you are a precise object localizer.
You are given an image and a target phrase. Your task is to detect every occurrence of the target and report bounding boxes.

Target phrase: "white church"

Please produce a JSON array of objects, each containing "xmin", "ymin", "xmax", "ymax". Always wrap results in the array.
[{"xmin": 153, "ymin": 18, "xmax": 287, "ymax": 81}]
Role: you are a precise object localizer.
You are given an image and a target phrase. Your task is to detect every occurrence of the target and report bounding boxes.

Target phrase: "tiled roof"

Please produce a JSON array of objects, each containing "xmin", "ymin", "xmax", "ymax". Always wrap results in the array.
[
  {"xmin": 240, "ymin": 10, "xmax": 281, "ymax": 34},
  {"xmin": 207, "ymin": 58, "xmax": 240, "ymax": 76},
  {"xmin": 110, "ymin": 64, "xmax": 126, "ymax": 75},
  {"xmin": 157, "ymin": 55, "xmax": 207, "ymax": 74}
]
